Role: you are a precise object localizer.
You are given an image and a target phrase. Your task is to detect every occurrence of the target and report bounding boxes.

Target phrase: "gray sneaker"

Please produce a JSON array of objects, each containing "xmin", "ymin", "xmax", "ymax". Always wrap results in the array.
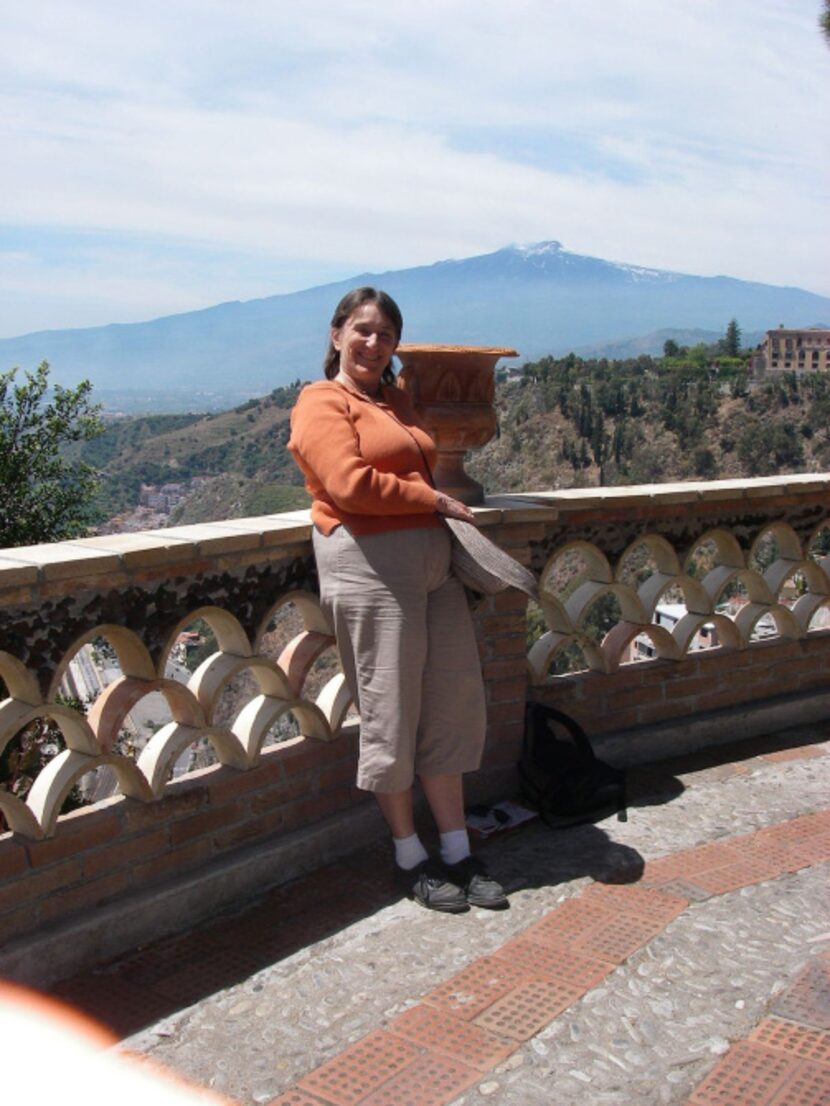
[
  {"xmin": 399, "ymin": 859, "xmax": 469, "ymax": 913},
  {"xmin": 446, "ymin": 856, "xmax": 509, "ymax": 909}
]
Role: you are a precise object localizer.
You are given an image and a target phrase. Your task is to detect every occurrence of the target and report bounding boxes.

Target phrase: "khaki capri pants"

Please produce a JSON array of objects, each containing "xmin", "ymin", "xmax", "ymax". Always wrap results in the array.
[{"xmin": 312, "ymin": 525, "xmax": 487, "ymax": 793}]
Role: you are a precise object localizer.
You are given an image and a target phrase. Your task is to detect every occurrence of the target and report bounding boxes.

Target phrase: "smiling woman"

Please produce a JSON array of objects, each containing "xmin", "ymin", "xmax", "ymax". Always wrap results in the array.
[
  {"xmin": 331, "ymin": 303, "xmax": 399, "ymax": 394},
  {"xmin": 324, "ymin": 288, "xmax": 403, "ymax": 394},
  {"xmin": 287, "ymin": 287, "xmax": 509, "ymax": 914}
]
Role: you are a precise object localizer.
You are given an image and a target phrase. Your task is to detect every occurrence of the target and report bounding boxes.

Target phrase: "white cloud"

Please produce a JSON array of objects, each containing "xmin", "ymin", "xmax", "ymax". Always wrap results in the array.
[{"xmin": 1, "ymin": 0, "xmax": 828, "ymax": 335}]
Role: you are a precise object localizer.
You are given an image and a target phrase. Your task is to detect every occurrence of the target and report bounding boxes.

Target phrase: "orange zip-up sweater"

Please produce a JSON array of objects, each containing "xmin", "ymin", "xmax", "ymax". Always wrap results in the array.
[{"xmin": 288, "ymin": 380, "xmax": 442, "ymax": 536}]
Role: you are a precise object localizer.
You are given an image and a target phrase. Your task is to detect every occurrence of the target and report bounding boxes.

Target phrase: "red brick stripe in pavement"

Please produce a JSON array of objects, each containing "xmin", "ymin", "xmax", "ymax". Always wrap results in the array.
[
  {"xmin": 686, "ymin": 961, "xmax": 830, "ymax": 1105},
  {"xmin": 268, "ymin": 806, "xmax": 830, "ymax": 1106}
]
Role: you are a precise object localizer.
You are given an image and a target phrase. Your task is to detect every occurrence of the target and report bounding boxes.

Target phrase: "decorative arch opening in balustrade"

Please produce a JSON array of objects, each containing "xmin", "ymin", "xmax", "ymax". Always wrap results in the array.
[
  {"xmin": 255, "ymin": 591, "xmax": 351, "ymax": 737},
  {"xmin": 529, "ymin": 509, "xmax": 830, "ymax": 688},
  {"xmin": 0, "ymin": 580, "xmax": 353, "ymax": 839},
  {"xmin": 801, "ymin": 522, "xmax": 830, "ymax": 631}
]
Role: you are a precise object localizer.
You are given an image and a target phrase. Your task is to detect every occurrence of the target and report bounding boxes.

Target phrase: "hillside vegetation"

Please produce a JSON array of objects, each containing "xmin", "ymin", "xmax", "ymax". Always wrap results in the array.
[
  {"xmin": 469, "ymin": 354, "xmax": 830, "ymax": 493},
  {"xmin": 83, "ymin": 340, "xmax": 830, "ymax": 528},
  {"xmin": 84, "ymin": 383, "xmax": 309, "ymax": 522}
]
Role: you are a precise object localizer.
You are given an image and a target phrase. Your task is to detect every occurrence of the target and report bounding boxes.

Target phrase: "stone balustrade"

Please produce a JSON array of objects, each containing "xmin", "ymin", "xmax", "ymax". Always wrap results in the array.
[
  {"xmin": 0, "ymin": 474, "xmax": 828, "ymax": 984},
  {"xmin": 520, "ymin": 474, "xmax": 830, "ymax": 759}
]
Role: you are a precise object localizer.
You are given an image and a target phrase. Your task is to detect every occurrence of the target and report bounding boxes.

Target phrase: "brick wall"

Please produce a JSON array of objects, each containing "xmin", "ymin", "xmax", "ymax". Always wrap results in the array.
[
  {"xmin": 0, "ymin": 729, "xmax": 364, "ymax": 948},
  {"xmin": 0, "ymin": 476, "xmax": 828, "ymax": 966},
  {"xmin": 533, "ymin": 634, "xmax": 830, "ymax": 739},
  {"xmin": 0, "ymin": 587, "xmax": 536, "ymax": 953}
]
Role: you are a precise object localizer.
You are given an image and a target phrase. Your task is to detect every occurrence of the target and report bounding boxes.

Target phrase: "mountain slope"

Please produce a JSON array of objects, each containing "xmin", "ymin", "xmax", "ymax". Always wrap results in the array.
[
  {"xmin": 84, "ymin": 384, "xmax": 305, "ymax": 519},
  {"xmin": 2, "ymin": 241, "xmax": 829, "ymax": 404},
  {"xmin": 84, "ymin": 350, "xmax": 830, "ymax": 529},
  {"xmin": 469, "ymin": 356, "xmax": 830, "ymax": 493}
]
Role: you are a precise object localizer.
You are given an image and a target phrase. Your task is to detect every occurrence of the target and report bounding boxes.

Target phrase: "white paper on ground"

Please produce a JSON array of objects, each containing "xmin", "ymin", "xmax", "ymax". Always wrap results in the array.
[{"xmin": 466, "ymin": 800, "xmax": 538, "ymax": 838}]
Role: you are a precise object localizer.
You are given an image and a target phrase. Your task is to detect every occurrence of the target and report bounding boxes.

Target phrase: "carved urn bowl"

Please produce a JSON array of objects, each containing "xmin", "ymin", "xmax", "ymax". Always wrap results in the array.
[{"xmin": 395, "ymin": 343, "xmax": 518, "ymax": 505}]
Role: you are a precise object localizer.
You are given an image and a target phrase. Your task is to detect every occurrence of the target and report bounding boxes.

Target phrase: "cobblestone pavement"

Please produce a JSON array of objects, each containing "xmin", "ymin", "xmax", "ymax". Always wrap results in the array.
[{"xmin": 49, "ymin": 725, "xmax": 830, "ymax": 1106}]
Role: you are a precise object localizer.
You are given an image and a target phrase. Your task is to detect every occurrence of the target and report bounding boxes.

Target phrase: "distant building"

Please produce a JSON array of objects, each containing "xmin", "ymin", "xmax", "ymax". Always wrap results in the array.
[
  {"xmin": 629, "ymin": 596, "xmax": 787, "ymax": 662},
  {"xmin": 138, "ymin": 481, "xmax": 189, "ymax": 513},
  {"xmin": 171, "ymin": 630, "xmax": 203, "ymax": 665},
  {"xmin": 630, "ymin": 603, "xmax": 718, "ymax": 661},
  {"xmin": 752, "ymin": 326, "xmax": 830, "ymax": 375}
]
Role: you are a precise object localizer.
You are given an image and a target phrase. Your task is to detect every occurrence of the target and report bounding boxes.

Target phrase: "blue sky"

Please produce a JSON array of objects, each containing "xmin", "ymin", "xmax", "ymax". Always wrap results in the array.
[{"xmin": 1, "ymin": 0, "xmax": 828, "ymax": 337}]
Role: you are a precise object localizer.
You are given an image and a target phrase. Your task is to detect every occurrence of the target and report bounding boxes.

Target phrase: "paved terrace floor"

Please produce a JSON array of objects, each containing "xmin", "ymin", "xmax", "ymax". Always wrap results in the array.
[{"xmin": 40, "ymin": 724, "xmax": 830, "ymax": 1106}]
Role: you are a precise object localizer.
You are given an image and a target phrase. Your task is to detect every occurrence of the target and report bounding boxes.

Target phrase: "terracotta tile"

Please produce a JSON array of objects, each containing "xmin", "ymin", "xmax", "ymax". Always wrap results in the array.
[
  {"xmin": 571, "ymin": 912, "xmax": 668, "ymax": 964},
  {"xmin": 521, "ymin": 896, "xmax": 617, "ymax": 946},
  {"xmin": 641, "ymin": 841, "xmax": 745, "ymax": 883},
  {"xmin": 51, "ymin": 974, "xmax": 175, "ymax": 1038},
  {"xmin": 768, "ymin": 813, "xmax": 830, "ymax": 842},
  {"xmin": 490, "ymin": 936, "xmax": 612, "ymax": 992},
  {"xmin": 783, "ymin": 832, "xmax": 830, "ymax": 868},
  {"xmin": 298, "ymin": 1030, "xmax": 420, "ymax": 1106},
  {"xmin": 359, "ymin": 1051, "xmax": 480, "ymax": 1106},
  {"xmin": 645, "ymin": 876, "xmax": 713, "ymax": 902},
  {"xmin": 772, "ymin": 960, "xmax": 830, "ymax": 1031},
  {"xmin": 207, "ymin": 920, "xmax": 301, "ymax": 965},
  {"xmin": 693, "ymin": 858, "xmax": 781, "ymax": 895},
  {"xmin": 387, "ymin": 1003, "xmax": 517, "ymax": 1071},
  {"xmin": 750, "ymin": 1017, "xmax": 830, "ymax": 1066},
  {"xmin": 422, "ymin": 955, "xmax": 533, "ymax": 1020},
  {"xmin": 473, "ymin": 978, "xmax": 583, "ymax": 1041},
  {"xmin": 267, "ymin": 1090, "xmax": 332, "ymax": 1106},
  {"xmin": 688, "ymin": 1041, "xmax": 797, "ymax": 1105},
  {"xmin": 582, "ymin": 882, "xmax": 688, "ymax": 923},
  {"xmin": 729, "ymin": 837, "xmax": 811, "ymax": 875},
  {"xmin": 150, "ymin": 948, "xmax": 258, "ymax": 1004},
  {"xmin": 119, "ymin": 929, "xmax": 241, "ymax": 985},
  {"xmin": 768, "ymin": 1058, "xmax": 830, "ymax": 1105},
  {"xmin": 750, "ymin": 823, "xmax": 801, "ymax": 844}
]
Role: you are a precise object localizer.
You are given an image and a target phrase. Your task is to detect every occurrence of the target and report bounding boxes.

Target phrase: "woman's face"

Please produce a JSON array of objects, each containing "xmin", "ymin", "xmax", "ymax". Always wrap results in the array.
[{"xmin": 332, "ymin": 303, "xmax": 399, "ymax": 393}]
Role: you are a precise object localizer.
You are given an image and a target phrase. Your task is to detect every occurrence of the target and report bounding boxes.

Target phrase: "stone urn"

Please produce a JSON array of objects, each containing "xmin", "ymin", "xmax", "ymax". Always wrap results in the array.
[{"xmin": 395, "ymin": 343, "xmax": 518, "ymax": 505}]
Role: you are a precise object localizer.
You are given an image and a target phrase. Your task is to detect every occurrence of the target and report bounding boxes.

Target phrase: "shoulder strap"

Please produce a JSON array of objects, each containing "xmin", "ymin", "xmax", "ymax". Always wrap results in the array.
[
  {"xmin": 525, "ymin": 701, "xmax": 597, "ymax": 762},
  {"xmin": 369, "ymin": 389, "xmax": 438, "ymax": 487}
]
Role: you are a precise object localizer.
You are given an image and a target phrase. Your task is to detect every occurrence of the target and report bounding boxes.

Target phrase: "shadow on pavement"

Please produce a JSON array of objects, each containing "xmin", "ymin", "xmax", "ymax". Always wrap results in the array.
[
  {"xmin": 49, "ymin": 840, "xmax": 403, "ymax": 1040},
  {"xmin": 47, "ymin": 725, "xmax": 821, "ymax": 1039}
]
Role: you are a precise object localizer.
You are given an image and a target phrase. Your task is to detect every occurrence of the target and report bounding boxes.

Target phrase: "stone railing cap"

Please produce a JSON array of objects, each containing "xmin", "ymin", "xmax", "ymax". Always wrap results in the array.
[
  {"xmin": 0, "ymin": 478, "xmax": 826, "ymax": 588},
  {"xmin": 504, "ymin": 473, "xmax": 830, "ymax": 510}
]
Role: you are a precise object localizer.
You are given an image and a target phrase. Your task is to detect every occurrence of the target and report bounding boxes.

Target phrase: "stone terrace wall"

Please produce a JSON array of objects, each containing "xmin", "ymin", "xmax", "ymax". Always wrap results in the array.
[
  {"xmin": 0, "ymin": 508, "xmax": 531, "ymax": 977},
  {"xmin": 0, "ymin": 475, "xmax": 828, "ymax": 982},
  {"xmin": 522, "ymin": 475, "xmax": 830, "ymax": 761}
]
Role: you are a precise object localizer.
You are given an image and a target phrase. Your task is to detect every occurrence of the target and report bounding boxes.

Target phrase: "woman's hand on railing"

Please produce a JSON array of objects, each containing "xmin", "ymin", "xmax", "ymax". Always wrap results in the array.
[{"xmin": 435, "ymin": 492, "xmax": 476, "ymax": 523}]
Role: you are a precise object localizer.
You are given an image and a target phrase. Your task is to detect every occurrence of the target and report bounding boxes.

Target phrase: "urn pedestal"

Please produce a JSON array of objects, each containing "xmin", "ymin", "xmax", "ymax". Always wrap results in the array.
[{"xmin": 395, "ymin": 343, "xmax": 518, "ymax": 505}]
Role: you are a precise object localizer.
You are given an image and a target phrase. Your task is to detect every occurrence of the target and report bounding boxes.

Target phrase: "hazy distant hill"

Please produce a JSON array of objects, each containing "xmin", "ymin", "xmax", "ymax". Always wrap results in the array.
[
  {"xmin": 2, "ymin": 241, "xmax": 829, "ymax": 407},
  {"xmin": 82, "ymin": 384, "xmax": 304, "ymax": 519},
  {"xmin": 571, "ymin": 327, "xmax": 767, "ymax": 360}
]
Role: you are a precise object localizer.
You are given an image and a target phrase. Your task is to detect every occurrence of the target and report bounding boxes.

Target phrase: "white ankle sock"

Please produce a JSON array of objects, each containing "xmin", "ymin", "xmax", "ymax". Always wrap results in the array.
[
  {"xmin": 440, "ymin": 829, "xmax": 471, "ymax": 866},
  {"xmin": 393, "ymin": 833, "xmax": 429, "ymax": 870}
]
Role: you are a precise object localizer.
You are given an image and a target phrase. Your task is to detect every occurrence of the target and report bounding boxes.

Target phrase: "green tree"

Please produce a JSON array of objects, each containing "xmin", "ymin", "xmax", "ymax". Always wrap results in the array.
[
  {"xmin": 722, "ymin": 319, "xmax": 741, "ymax": 357},
  {"xmin": 0, "ymin": 362, "xmax": 104, "ymax": 547},
  {"xmin": 736, "ymin": 418, "xmax": 804, "ymax": 475}
]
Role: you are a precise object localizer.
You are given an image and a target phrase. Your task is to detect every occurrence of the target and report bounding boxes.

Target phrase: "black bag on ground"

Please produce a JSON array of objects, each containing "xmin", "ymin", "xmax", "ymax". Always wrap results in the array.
[{"xmin": 519, "ymin": 702, "xmax": 627, "ymax": 827}]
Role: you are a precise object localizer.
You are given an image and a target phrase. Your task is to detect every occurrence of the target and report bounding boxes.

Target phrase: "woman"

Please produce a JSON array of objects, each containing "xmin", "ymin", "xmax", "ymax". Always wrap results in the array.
[{"xmin": 288, "ymin": 287, "xmax": 507, "ymax": 912}]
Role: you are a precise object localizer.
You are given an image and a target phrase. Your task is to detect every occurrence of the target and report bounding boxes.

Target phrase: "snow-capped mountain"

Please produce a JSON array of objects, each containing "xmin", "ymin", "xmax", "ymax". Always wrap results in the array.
[{"xmin": 1, "ymin": 242, "xmax": 827, "ymax": 403}]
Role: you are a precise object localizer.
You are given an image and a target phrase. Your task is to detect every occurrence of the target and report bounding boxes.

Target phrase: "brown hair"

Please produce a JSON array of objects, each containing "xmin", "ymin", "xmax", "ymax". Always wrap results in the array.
[{"xmin": 323, "ymin": 287, "xmax": 403, "ymax": 386}]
